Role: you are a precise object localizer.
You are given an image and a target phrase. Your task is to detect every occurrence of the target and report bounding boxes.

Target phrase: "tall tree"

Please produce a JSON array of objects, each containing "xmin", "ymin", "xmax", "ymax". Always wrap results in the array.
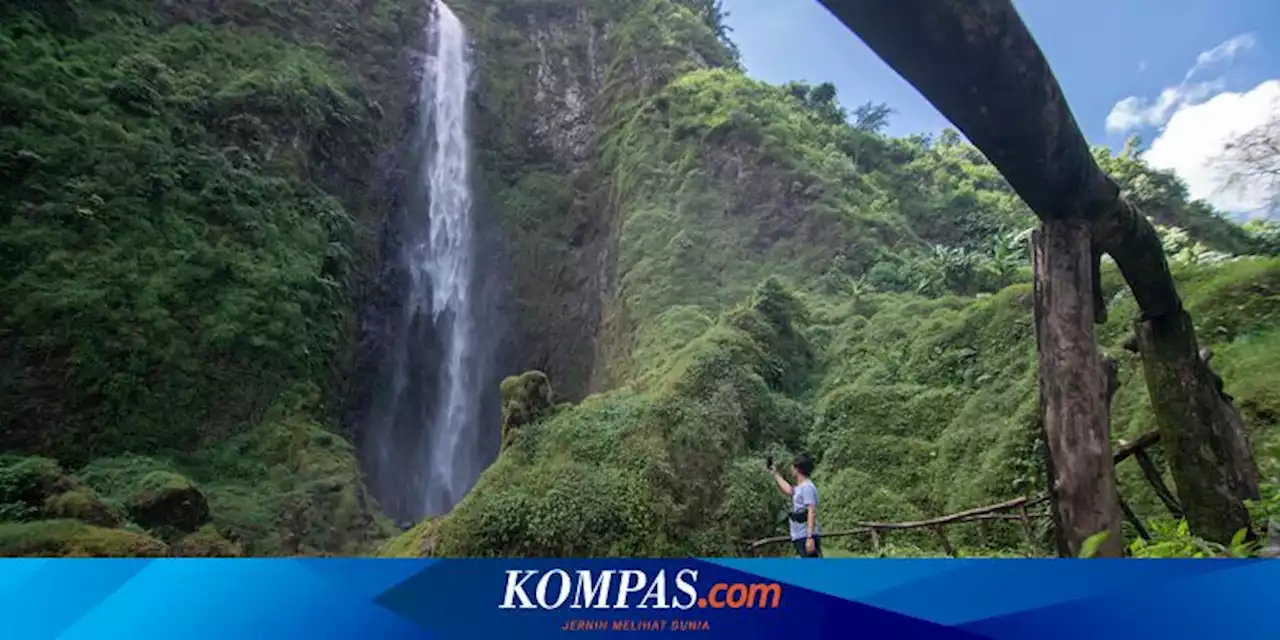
[
  {"xmin": 852, "ymin": 101, "xmax": 894, "ymax": 134},
  {"xmin": 782, "ymin": 80, "xmax": 847, "ymax": 125},
  {"xmin": 806, "ymin": 82, "xmax": 846, "ymax": 125}
]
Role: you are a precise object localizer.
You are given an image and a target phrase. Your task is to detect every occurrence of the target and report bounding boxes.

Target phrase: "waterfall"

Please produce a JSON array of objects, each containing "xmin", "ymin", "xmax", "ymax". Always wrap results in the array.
[
  {"xmin": 420, "ymin": 0, "xmax": 477, "ymax": 518},
  {"xmin": 362, "ymin": 0, "xmax": 494, "ymax": 524}
]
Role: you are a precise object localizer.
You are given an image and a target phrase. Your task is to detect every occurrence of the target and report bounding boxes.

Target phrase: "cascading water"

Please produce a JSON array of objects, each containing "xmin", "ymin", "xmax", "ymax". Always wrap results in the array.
[
  {"xmin": 362, "ymin": 0, "xmax": 496, "ymax": 524},
  {"xmin": 420, "ymin": 0, "xmax": 478, "ymax": 518}
]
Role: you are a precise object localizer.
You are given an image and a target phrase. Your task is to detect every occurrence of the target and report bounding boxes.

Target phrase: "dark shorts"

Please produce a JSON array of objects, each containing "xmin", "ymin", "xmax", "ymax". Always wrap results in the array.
[{"xmin": 793, "ymin": 536, "xmax": 822, "ymax": 558}]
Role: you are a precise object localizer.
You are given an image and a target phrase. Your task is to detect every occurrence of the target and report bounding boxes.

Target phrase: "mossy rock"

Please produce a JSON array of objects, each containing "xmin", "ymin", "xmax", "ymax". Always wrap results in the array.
[
  {"xmin": 42, "ymin": 489, "xmax": 124, "ymax": 528},
  {"xmin": 0, "ymin": 520, "xmax": 168, "ymax": 557},
  {"xmin": 500, "ymin": 370, "xmax": 555, "ymax": 449},
  {"xmin": 72, "ymin": 407, "xmax": 397, "ymax": 556},
  {"xmin": 126, "ymin": 471, "xmax": 210, "ymax": 533},
  {"xmin": 171, "ymin": 526, "xmax": 244, "ymax": 557}
]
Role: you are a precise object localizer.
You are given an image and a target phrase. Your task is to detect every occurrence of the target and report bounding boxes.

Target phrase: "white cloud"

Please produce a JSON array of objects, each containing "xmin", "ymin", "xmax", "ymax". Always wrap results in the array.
[
  {"xmin": 1187, "ymin": 33, "xmax": 1258, "ymax": 80},
  {"xmin": 1105, "ymin": 82, "xmax": 1221, "ymax": 133},
  {"xmin": 1143, "ymin": 80, "xmax": 1280, "ymax": 217},
  {"xmin": 1101, "ymin": 33, "xmax": 1276, "ymax": 218},
  {"xmin": 1105, "ymin": 33, "xmax": 1256, "ymax": 134}
]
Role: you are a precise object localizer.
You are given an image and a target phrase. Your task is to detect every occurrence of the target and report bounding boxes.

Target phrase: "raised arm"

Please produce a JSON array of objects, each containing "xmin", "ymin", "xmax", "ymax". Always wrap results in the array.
[{"xmin": 771, "ymin": 468, "xmax": 793, "ymax": 497}]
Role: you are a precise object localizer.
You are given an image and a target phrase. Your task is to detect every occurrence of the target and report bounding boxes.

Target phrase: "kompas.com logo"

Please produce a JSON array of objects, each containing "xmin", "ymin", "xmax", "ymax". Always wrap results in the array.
[{"xmin": 498, "ymin": 569, "xmax": 783, "ymax": 611}]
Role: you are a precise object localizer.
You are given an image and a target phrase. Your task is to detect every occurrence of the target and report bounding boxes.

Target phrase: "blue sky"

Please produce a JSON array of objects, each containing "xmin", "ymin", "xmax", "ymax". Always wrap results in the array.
[{"xmin": 723, "ymin": 0, "xmax": 1280, "ymax": 217}]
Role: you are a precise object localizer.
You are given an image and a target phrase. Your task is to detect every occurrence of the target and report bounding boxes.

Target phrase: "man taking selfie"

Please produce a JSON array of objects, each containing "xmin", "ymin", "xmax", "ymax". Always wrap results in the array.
[{"xmin": 768, "ymin": 453, "xmax": 821, "ymax": 557}]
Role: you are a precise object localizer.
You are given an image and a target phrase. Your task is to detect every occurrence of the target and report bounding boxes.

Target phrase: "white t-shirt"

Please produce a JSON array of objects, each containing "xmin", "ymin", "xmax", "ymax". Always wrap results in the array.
[{"xmin": 789, "ymin": 480, "xmax": 819, "ymax": 541}]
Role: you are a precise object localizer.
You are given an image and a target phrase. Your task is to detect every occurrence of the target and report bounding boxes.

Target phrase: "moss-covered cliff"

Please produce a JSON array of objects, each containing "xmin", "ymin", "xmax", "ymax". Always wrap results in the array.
[{"xmin": 0, "ymin": 0, "xmax": 427, "ymax": 555}]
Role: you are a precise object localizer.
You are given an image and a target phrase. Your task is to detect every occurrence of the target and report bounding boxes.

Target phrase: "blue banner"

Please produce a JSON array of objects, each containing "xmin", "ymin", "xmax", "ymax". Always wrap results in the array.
[{"xmin": 3, "ymin": 558, "xmax": 1275, "ymax": 639}]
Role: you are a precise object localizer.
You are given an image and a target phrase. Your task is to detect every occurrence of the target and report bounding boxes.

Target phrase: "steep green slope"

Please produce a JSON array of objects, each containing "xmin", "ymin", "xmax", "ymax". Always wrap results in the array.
[{"xmin": 0, "ymin": 0, "xmax": 422, "ymax": 555}]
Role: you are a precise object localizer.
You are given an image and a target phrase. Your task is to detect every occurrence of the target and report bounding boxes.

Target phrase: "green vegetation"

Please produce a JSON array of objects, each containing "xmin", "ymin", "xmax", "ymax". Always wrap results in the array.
[
  {"xmin": 171, "ymin": 525, "xmax": 244, "ymax": 557},
  {"xmin": 3, "ymin": 0, "xmax": 1277, "ymax": 558},
  {"xmin": 386, "ymin": 0, "xmax": 1280, "ymax": 558},
  {"xmin": 415, "ymin": 279, "xmax": 814, "ymax": 556},
  {"xmin": 0, "ymin": 519, "xmax": 169, "ymax": 557},
  {"xmin": 0, "ymin": 0, "xmax": 413, "ymax": 555},
  {"xmin": 0, "ymin": 2, "xmax": 380, "ymax": 460}
]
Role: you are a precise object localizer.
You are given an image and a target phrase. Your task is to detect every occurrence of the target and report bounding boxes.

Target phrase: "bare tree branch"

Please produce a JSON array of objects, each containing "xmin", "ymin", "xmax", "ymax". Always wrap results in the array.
[{"xmin": 1216, "ymin": 112, "xmax": 1280, "ymax": 217}]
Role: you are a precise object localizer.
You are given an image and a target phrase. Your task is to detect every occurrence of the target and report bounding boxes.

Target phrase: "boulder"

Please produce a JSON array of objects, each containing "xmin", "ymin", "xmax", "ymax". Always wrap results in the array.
[
  {"xmin": 126, "ymin": 471, "xmax": 210, "ymax": 533},
  {"xmin": 499, "ymin": 370, "xmax": 555, "ymax": 449}
]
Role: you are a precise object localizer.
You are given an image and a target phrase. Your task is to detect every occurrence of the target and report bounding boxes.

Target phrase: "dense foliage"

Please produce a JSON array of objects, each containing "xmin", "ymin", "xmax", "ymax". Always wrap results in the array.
[
  {"xmin": 2, "ymin": 0, "xmax": 1276, "ymax": 558},
  {"xmin": 0, "ymin": 0, "xmax": 419, "ymax": 555}
]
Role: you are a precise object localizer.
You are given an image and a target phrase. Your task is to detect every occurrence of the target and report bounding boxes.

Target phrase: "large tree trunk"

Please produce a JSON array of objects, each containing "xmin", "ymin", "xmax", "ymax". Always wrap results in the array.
[
  {"xmin": 816, "ymin": 0, "xmax": 1261, "ymax": 543},
  {"xmin": 1136, "ymin": 311, "xmax": 1260, "ymax": 542},
  {"xmin": 1032, "ymin": 222, "xmax": 1124, "ymax": 557}
]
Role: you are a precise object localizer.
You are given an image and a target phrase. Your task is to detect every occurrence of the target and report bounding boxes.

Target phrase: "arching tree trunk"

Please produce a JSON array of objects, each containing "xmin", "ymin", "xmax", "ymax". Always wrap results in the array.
[{"xmin": 816, "ymin": 0, "xmax": 1261, "ymax": 544}]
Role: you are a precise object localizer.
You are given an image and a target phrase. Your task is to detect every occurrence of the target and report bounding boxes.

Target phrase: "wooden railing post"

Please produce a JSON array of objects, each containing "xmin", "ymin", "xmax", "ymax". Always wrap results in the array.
[
  {"xmin": 1018, "ymin": 502, "xmax": 1037, "ymax": 555},
  {"xmin": 1032, "ymin": 221, "xmax": 1124, "ymax": 557},
  {"xmin": 933, "ymin": 525, "xmax": 957, "ymax": 557}
]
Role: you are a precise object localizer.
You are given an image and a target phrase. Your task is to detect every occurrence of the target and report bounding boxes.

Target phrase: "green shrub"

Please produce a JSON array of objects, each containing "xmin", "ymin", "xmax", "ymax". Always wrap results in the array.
[
  {"xmin": 0, "ymin": 456, "xmax": 68, "ymax": 515},
  {"xmin": 1127, "ymin": 519, "xmax": 1258, "ymax": 558}
]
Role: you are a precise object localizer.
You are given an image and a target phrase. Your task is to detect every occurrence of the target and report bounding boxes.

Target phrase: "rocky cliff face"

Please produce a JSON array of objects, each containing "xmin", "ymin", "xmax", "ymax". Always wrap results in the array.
[
  {"xmin": 455, "ymin": 0, "xmax": 613, "ymax": 400},
  {"xmin": 452, "ymin": 0, "xmax": 739, "ymax": 398},
  {"xmin": 526, "ymin": 6, "xmax": 605, "ymax": 166}
]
